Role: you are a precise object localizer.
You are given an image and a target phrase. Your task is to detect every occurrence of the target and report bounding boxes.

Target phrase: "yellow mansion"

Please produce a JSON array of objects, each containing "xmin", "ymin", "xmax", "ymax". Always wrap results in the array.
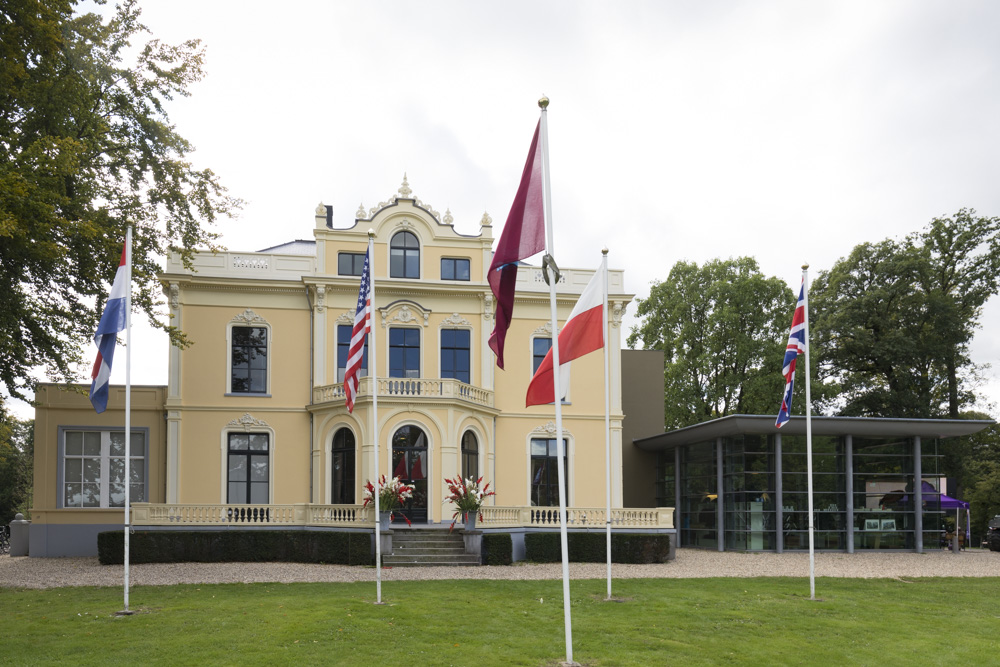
[{"xmin": 29, "ymin": 179, "xmax": 670, "ymax": 556}]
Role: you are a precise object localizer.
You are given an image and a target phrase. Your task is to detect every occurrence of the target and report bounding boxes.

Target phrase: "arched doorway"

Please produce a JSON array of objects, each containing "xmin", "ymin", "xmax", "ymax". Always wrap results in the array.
[{"xmin": 391, "ymin": 425, "xmax": 428, "ymax": 524}]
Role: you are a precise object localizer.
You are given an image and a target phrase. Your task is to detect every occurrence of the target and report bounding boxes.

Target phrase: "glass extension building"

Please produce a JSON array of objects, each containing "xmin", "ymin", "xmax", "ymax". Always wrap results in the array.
[{"xmin": 635, "ymin": 415, "xmax": 992, "ymax": 552}]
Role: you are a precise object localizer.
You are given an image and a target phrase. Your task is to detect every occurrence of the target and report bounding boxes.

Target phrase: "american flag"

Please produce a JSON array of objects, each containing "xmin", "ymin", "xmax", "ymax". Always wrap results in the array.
[
  {"xmin": 344, "ymin": 247, "xmax": 372, "ymax": 413},
  {"xmin": 776, "ymin": 278, "xmax": 807, "ymax": 428}
]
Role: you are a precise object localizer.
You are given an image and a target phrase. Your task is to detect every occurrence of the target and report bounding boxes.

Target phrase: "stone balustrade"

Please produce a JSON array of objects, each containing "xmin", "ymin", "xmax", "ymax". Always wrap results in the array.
[
  {"xmin": 312, "ymin": 377, "xmax": 494, "ymax": 408},
  {"xmin": 131, "ymin": 503, "xmax": 674, "ymax": 529}
]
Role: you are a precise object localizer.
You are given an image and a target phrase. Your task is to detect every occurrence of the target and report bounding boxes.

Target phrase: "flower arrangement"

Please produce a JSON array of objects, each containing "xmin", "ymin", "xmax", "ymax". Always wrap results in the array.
[
  {"xmin": 444, "ymin": 476, "xmax": 495, "ymax": 531},
  {"xmin": 363, "ymin": 475, "xmax": 415, "ymax": 526}
]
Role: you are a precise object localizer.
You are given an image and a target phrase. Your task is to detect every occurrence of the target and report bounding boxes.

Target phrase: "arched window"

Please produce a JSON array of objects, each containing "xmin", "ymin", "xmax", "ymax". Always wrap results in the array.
[
  {"xmin": 331, "ymin": 428, "xmax": 356, "ymax": 504},
  {"xmin": 461, "ymin": 431, "xmax": 478, "ymax": 480},
  {"xmin": 390, "ymin": 231, "xmax": 420, "ymax": 278},
  {"xmin": 391, "ymin": 425, "xmax": 428, "ymax": 523}
]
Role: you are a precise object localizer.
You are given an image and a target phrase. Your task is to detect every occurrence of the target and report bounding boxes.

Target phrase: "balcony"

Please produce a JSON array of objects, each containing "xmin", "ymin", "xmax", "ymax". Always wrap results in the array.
[
  {"xmin": 131, "ymin": 503, "xmax": 674, "ymax": 530},
  {"xmin": 312, "ymin": 377, "xmax": 494, "ymax": 409}
]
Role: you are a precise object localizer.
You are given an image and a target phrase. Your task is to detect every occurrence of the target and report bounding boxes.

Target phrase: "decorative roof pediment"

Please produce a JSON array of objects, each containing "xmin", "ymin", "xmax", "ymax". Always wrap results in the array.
[{"xmin": 357, "ymin": 173, "xmax": 442, "ymax": 223}]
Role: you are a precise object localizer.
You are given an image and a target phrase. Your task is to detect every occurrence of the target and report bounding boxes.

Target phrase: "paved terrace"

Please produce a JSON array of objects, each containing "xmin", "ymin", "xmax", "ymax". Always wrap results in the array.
[{"xmin": 2, "ymin": 549, "xmax": 997, "ymax": 589}]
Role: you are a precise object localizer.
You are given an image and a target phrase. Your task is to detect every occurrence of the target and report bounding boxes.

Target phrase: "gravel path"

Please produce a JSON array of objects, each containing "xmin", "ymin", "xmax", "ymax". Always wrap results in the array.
[{"xmin": 2, "ymin": 549, "xmax": 997, "ymax": 589}]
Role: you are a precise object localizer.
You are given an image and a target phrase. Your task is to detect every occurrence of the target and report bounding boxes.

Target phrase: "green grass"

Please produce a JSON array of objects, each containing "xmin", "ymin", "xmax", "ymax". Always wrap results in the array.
[{"xmin": 3, "ymin": 576, "xmax": 999, "ymax": 666}]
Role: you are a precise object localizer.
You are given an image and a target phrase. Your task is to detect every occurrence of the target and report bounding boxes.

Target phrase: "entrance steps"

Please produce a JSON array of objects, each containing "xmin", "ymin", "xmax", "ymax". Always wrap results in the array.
[{"xmin": 382, "ymin": 527, "xmax": 480, "ymax": 567}]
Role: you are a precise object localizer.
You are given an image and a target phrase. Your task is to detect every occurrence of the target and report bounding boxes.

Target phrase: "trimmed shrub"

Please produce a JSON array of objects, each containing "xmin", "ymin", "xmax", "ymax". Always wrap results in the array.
[
  {"xmin": 481, "ymin": 533, "xmax": 513, "ymax": 566},
  {"xmin": 524, "ymin": 532, "xmax": 670, "ymax": 564},
  {"xmin": 97, "ymin": 530, "xmax": 374, "ymax": 565}
]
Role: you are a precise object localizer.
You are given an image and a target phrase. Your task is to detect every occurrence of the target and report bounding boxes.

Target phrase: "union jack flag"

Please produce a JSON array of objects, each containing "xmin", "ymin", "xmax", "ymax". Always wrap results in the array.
[
  {"xmin": 776, "ymin": 278, "xmax": 807, "ymax": 428},
  {"xmin": 344, "ymin": 247, "xmax": 372, "ymax": 413}
]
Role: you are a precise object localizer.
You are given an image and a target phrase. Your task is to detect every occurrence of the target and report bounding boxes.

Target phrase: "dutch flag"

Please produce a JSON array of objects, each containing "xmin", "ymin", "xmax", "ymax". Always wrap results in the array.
[{"xmin": 89, "ymin": 244, "xmax": 129, "ymax": 413}]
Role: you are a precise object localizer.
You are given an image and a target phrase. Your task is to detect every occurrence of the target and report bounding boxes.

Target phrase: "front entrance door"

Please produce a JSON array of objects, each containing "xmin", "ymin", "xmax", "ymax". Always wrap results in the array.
[{"xmin": 391, "ymin": 425, "xmax": 428, "ymax": 524}]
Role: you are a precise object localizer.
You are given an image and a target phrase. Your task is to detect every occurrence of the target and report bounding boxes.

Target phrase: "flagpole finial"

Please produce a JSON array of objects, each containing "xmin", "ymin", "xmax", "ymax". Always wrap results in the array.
[
  {"xmin": 538, "ymin": 95, "xmax": 549, "ymax": 109},
  {"xmin": 802, "ymin": 263, "xmax": 809, "ymax": 270},
  {"xmin": 602, "ymin": 247, "xmax": 609, "ymax": 256},
  {"xmin": 368, "ymin": 228, "xmax": 375, "ymax": 239}
]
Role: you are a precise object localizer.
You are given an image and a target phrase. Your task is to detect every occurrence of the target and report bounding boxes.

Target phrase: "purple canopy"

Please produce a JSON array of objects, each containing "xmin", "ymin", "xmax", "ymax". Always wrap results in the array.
[{"xmin": 919, "ymin": 480, "xmax": 969, "ymax": 509}]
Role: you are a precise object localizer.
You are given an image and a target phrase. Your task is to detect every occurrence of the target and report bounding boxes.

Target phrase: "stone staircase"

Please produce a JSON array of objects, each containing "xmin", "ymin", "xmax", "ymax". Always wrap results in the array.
[{"xmin": 381, "ymin": 527, "xmax": 480, "ymax": 567}]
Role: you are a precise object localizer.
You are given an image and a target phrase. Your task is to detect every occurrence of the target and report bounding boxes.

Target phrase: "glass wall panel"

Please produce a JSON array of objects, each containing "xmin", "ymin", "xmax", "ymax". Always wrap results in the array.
[
  {"xmin": 852, "ymin": 437, "xmax": 914, "ymax": 549},
  {"xmin": 723, "ymin": 435, "xmax": 775, "ymax": 551},
  {"xmin": 781, "ymin": 435, "xmax": 845, "ymax": 550},
  {"xmin": 679, "ymin": 442, "xmax": 717, "ymax": 549},
  {"xmin": 655, "ymin": 451, "xmax": 675, "ymax": 509}
]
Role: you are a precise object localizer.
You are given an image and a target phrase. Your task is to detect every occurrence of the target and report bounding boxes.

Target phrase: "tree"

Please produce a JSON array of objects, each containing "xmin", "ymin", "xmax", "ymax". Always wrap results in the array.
[
  {"xmin": 627, "ymin": 257, "xmax": 795, "ymax": 429},
  {"xmin": 914, "ymin": 209, "xmax": 1000, "ymax": 418},
  {"xmin": 0, "ymin": 0, "xmax": 240, "ymax": 406},
  {"xmin": 0, "ymin": 413, "xmax": 33, "ymax": 523},
  {"xmin": 811, "ymin": 210, "xmax": 1000, "ymax": 418}
]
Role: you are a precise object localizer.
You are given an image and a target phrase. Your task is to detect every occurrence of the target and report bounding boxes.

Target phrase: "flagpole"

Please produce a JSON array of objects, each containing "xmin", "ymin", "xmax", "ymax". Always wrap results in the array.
[
  {"xmin": 802, "ymin": 263, "xmax": 815, "ymax": 601},
  {"xmin": 601, "ymin": 248, "xmax": 612, "ymax": 600},
  {"xmin": 538, "ymin": 95, "xmax": 575, "ymax": 665},
  {"xmin": 123, "ymin": 224, "xmax": 132, "ymax": 613},
  {"xmin": 369, "ymin": 230, "xmax": 383, "ymax": 604}
]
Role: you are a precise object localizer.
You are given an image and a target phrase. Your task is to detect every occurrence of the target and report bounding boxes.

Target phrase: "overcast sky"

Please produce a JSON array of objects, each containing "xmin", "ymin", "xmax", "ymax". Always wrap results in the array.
[{"xmin": 10, "ymin": 1, "xmax": 1000, "ymax": 419}]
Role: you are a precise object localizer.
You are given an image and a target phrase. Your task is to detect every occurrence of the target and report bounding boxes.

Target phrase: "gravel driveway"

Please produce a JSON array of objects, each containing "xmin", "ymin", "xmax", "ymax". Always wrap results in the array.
[{"xmin": 2, "ymin": 549, "xmax": 997, "ymax": 589}]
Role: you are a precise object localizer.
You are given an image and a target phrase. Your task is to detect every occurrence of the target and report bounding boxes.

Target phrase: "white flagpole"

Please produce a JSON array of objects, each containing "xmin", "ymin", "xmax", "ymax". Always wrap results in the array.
[
  {"xmin": 538, "ymin": 95, "xmax": 575, "ymax": 665},
  {"xmin": 602, "ymin": 248, "xmax": 612, "ymax": 600},
  {"xmin": 369, "ymin": 230, "xmax": 383, "ymax": 604},
  {"xmin": 802, "ymin": 263, "xmax": 815, "ymax": 600},
  {"xmin": 123, "ymin": 224, "xmax": 132, "ymax": 613}
]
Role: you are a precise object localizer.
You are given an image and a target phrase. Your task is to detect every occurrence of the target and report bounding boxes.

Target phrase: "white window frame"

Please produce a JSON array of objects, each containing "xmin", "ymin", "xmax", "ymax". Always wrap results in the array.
[
  {"xmin": 57, "ymin": 427, "xmax": 149, "ymax": 509},
  {"xmin": 526, "ymin": 426, "xmax": 573, "ymax": 507},
  {"xmin": 226, "ymin": 310, "xmax": 272, "ymax": 396},
  {"xmin": 439, "ymin": 326, "xmax": 473, "ymax": 385},
  {"xmin": 220, "ymin": 414, "xmax": 275, "ymax": 504}
]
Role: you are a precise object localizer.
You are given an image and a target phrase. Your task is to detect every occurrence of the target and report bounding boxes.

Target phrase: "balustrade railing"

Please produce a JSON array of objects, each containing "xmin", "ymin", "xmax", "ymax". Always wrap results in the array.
[
  {"xmin": 132, "ymin": 503, "xmax": 674, "ymax": 529},
  {"xmin": 313, "ymin": 377, "xmax": 494, "ymax": 408}
]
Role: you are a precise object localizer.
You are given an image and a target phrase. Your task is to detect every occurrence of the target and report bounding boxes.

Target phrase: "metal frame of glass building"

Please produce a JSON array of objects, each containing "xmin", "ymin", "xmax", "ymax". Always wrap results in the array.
[{"xmin": 635, "ymin": 415, "xmax": 993, "ymax": 553}]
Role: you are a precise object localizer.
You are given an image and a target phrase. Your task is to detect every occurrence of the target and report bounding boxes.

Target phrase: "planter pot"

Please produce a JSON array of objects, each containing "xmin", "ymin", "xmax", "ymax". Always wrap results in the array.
[
  {"xmin": 464, "ymin": 512, "xmax": 478, "ymax": 532},
  {"xmin": 379, "ymin": 512, "xmax": 392, "ymax": 531}
]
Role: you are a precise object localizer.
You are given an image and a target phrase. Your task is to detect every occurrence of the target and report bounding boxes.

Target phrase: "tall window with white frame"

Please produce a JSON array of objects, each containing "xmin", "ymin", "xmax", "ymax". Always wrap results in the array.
[
  {"xmin": 227, "ymin": 433, "xmax": 269, "ymax": 503},
  {"xmin": 441, "ymin": 329, "xmax": 470, "ymax": 384},
  {"xmin": 530, "ymin": 437, "xmax": 568, "ymax": 507},
  {"xmin": 331, "ymin": 428, "xmax": 356, "ymax": 504},
  {"xmin": 389, "ymin": 328, "xmax": 420, "ymax": 378},
  {"xmin": 390, "ymin": 231, "xmax": 420, "ymax": 278},
  {"xmin": 231, "ymin": 326, "xmax": 267, "ymax": 393},
  {"xmin": 62, "ymin": 429, "xmax": 146, "ymax": 508},
  {"xmin": 336, "ymin": 324, "xmax": 368, "ymax": 382},
  {"xmin": 461, "ymin": 431, "xmax": 479, "ymax": 480}
]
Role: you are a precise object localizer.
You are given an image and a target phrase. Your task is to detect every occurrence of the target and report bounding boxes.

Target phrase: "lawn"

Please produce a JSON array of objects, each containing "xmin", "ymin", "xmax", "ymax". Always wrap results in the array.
[{"xmin": 2, "ymin": 576, "xmax": 998, "ymax": 666}]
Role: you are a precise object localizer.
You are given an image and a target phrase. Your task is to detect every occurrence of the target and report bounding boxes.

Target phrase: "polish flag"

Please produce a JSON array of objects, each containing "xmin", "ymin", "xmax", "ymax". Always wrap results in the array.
[{"xmin": 526, "ymin": 264, "xmax": 606, "ymax": 407}]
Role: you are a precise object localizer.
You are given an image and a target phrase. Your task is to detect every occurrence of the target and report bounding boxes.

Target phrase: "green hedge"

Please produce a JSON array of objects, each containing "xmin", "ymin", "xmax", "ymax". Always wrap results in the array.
[
  {"xmin": 481, "ymin": 533, "xmax": 513, "ymax": 566},
  {"xmin": 97, "ymin": 530, "xmax": 373, "ymax": 565},
  {"xmin": 524, "ymin": 532, "xmax": 670, "ymax": 564}
]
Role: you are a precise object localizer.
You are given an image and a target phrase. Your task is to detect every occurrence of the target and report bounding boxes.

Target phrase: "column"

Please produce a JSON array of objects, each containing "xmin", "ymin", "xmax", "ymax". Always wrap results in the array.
[
  {"xmin": 845, "ymin": 434, "xmax": 854, "ymax": 553},
  {"xmin": 914, "ymin": 435, "xmax": 923, "ymax": 553},
  {"xmin": 775, "ymin": 433, "xmax": 783, "ymax": 553},
  {"xmin": 674, "ymin": 446, "xmax": 682, "ymax": 548},
  {"xmin": 716, "ymin": 437, "xmax": 724, "ymax": 552}
]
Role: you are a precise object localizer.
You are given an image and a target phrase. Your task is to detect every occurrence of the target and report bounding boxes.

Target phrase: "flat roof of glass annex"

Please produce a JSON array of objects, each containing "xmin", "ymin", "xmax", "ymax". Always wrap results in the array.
[{"xmin": 634, "ymin": 415, "xmax": 995, "ymax": 451}]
